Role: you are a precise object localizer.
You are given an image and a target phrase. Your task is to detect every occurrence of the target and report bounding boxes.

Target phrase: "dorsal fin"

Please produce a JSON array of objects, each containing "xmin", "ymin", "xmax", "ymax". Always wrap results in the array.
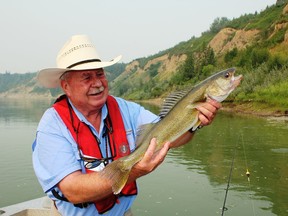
[{"xmin": 158, "ymin": 89, "xmax": 190, "ymax": 119}]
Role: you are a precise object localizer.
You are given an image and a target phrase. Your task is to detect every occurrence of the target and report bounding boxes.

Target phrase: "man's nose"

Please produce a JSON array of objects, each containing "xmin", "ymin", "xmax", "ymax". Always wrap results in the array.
[{"xmin": 92, "ymin": 77, "xmax": 102, "ymax": 86}]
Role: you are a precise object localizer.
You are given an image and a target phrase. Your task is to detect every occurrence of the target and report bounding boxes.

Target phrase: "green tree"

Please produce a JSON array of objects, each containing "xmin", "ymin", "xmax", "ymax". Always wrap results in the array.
[
  {"xmin": 209, "ymin": 17, "xmax": 230, "ymax": 33},
  {"xmin": 181, "ymin": 52, "xmax": 195, "ymax": 81},
  {"xmin": 251, "ymin": 48, "xmax": 270, "ymax": 67},
  {"xmin": 224, "ymin": 48, "xmax": 238, "ymax": 63},
  {"xmin": 202, "ymin": 46, "xmax": 216, "ymax": 66},
  {"xmin": 268, "ymin": 54, "xmax": 287, "ymax": 70}
]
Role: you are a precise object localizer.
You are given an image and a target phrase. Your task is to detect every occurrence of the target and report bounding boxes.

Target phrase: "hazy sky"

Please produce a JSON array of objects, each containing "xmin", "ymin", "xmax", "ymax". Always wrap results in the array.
[{"xmin": 1, "ymin": 0, "xmax": 276, "ymax": 73}]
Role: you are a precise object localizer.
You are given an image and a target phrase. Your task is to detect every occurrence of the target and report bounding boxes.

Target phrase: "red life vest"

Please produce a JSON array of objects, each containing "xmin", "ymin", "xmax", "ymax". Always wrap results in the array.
[{"xmin": 53, "ymin": 95, "xmax": 137, "ymax": 214}]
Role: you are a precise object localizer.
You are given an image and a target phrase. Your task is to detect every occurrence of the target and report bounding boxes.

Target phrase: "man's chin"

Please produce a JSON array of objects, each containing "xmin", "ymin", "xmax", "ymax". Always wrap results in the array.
[{"xmin": 89, "ymin": 93, "xmax": 108, "ymax": 104}]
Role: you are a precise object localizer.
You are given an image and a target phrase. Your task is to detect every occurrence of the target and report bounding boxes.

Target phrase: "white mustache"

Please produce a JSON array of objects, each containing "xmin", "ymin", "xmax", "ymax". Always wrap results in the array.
[{"xmin": 90, "ymin": 86, "xmax": 105, "ymax": 94}]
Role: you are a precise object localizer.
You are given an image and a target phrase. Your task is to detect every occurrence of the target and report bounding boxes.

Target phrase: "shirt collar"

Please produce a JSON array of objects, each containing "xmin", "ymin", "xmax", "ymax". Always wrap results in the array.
[{"xmin": 67, "ymin": 98, "xmax": 108, "ymax": 136}]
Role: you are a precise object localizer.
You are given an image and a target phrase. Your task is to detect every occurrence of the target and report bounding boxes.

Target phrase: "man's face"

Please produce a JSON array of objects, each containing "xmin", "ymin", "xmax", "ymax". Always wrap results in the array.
[{"xmin": 61, "ymin": 68, "xmax": 109, "ymax": 114}]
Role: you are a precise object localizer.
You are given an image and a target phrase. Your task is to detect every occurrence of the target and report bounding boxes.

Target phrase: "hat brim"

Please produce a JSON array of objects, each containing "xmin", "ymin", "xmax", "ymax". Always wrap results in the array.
[{"xmin": 37, "ymin": 55, "xmax": 122, "ymax": 88}]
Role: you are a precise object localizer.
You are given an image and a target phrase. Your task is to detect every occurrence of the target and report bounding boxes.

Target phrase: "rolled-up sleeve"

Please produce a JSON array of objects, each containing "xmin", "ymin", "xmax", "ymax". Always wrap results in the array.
[{"xmin": 32, "ymin": 108, "xmax": 81, "ymax": 193}]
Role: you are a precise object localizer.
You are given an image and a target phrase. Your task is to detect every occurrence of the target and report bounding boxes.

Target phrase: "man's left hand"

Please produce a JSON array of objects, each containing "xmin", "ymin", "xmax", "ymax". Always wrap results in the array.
[{"xmin": 197, "ymin": 98, "xmax": 221, "ymax": 126}]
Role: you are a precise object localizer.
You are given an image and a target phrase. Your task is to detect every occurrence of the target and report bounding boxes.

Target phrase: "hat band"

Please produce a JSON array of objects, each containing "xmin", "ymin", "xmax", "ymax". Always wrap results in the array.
[{"xmin": 67, "ymin": 59, "xmax": 101, "ymax": 69}]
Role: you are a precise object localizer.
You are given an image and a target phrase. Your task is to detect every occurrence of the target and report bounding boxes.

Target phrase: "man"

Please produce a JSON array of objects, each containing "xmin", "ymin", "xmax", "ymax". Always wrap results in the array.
[{"xmin": 32, "ymin": 35, "xmax": 221, "ymax": 215}]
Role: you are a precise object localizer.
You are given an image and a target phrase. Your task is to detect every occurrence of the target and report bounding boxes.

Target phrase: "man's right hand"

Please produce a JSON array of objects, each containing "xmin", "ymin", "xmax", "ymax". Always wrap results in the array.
[{"xmin": 128, "ymin": 138, "xmax": 170, "ymax": 181}]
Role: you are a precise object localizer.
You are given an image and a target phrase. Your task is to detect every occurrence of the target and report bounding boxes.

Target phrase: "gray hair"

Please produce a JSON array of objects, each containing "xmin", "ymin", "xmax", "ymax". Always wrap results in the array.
[{"xmin": 60, "ymin": 71, "xmax": 71, "ymax": 81}]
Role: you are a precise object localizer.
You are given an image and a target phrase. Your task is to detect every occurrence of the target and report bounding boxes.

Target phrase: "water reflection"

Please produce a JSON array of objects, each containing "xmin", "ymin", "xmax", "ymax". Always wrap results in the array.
[
  {"xmin": 0, "ymin": 98, "xmax": 53, "ymax": 123},
  {"xmin": 136, "ymin": 103, "xmax": 288, "ymax": 215},
  {"xmin": 0, "ymin": 98, "xmax": 53, "ymax": 207}
]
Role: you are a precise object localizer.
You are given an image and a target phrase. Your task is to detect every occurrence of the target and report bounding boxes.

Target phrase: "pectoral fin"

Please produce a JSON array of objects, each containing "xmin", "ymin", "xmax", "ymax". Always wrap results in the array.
[
  {"xmin": 191, "ymin": 119, "xmax": 201, "ymax": 131},
  {"xmin": 188, "ymin": 109, "xmax": 201, "ymax": 131},
  {"xmin": 187, "ymin": 103, "xmax": 204, "ymax": 131}
]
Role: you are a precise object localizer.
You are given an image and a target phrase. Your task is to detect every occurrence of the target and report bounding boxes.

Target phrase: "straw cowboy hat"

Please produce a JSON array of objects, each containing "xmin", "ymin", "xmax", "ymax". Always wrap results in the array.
[{"xmin": 37, "ymin": 35, "xmax": 122, "ymax": 88}]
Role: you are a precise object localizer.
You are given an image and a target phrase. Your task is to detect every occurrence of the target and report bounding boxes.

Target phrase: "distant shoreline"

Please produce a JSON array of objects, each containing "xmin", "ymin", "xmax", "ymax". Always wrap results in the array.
[
  {"xmin": 0, "ymin": 93, "xmax": 54, "ymax": 100},
  {"xmin": 1, "ymin": 94, "xmax": 288, "ymax": 119}
]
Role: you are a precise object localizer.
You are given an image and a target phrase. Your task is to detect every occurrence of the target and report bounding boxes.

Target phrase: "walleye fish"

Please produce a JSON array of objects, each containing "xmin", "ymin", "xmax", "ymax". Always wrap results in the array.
[{"xmin": 100, "ymin": 68, "xmax": 242, "ymax": 194}]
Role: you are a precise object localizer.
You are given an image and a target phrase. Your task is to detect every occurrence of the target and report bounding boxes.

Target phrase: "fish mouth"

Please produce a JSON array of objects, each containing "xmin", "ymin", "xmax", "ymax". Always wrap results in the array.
[{"xmin": 232, "ymin": 75, "xmax": 243, "ymax": 89}]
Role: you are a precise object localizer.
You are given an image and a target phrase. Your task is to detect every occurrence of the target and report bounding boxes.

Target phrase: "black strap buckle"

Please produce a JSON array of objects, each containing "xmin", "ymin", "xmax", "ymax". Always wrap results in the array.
[{"xmin": 51, "ymin": 189, "xmax": 91, "ymax": 209}]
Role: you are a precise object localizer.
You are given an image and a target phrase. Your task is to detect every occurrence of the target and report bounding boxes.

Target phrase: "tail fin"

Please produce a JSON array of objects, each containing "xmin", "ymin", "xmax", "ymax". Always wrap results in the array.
[{"xmin": 99, "ymin": 158, "xmax": 132, "ymax": 194}]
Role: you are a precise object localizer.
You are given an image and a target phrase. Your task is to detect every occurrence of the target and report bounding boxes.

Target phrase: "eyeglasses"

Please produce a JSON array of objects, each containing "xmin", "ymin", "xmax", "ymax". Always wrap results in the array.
[{"xmin": 80, "ymin": 154, "xmax": 115, "ymax": 169}]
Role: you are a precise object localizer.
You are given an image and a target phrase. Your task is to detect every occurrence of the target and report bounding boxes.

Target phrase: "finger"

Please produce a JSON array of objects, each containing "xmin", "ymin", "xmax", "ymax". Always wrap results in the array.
[
  {"xmin": 141, "ymin": 138, "xmax": 157, "ymax": 162},
  {"xmin": 206, "ymin": 98, "xmax": 222, "ymax": 110},
  {"xmin": 153, "ymin": 142, "xmax": 170, "ymax": 164},
  {"xmin": 197, "ymin": 105, "xmax": 215, "ymax": 120},
  {"xmin": 135, "ymin": 140, "xmax": 169, "ymax": 174},
  {"xmin": 197, "ymin": 103, "xmax": 218, "ymax": 126},
  {"xmin": 198, "ymin": 112, "xmax": 211, "ymax": 126}
]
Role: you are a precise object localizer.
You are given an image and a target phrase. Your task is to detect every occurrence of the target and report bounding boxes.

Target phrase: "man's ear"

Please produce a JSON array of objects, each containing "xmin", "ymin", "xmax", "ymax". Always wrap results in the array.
[{"xmin": 60, "ymin": 80, "xmax": 69, "ymax": 95}]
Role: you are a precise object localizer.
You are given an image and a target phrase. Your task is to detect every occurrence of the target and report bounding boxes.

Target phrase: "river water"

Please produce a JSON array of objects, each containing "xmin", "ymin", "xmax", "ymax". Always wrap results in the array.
[{"xmin": 0, "ymin": 98, "xmax": 287, "ymax": 215}]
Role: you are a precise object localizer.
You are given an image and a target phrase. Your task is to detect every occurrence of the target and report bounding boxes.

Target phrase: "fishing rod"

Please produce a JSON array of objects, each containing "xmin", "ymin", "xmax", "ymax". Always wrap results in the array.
[{"xmin": 221, "ymin": 140, "xmax": 237, "ymax": 216}]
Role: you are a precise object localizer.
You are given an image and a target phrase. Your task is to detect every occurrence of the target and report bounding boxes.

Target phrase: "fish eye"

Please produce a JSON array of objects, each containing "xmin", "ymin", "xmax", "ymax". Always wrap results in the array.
[{"xmin": 224, "ymin": 72, "xmax": 230, "ymax": 78}]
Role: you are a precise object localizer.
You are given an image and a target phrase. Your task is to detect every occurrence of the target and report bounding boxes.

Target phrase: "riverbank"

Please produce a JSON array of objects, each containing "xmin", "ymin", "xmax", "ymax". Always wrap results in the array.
[
  {"xmin": 222, "ymin": 101, "xmax": 288, "ymax": 117},
  {"xmin": 138, "ymin": 98, "xmax": 288, "ymax": 119}
]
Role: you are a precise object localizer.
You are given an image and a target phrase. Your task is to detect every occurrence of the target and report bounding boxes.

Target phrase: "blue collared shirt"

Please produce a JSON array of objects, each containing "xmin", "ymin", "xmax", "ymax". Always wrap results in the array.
[{"xmin": 32, "ymin": 96, "xmax": 158, "ymax": 215}]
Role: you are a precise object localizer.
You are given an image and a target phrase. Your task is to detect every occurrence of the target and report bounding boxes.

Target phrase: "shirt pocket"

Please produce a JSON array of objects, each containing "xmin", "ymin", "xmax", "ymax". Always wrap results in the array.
[{"xmin": 126, "ymin": 129, "xmax": 136, "ymax": 151}]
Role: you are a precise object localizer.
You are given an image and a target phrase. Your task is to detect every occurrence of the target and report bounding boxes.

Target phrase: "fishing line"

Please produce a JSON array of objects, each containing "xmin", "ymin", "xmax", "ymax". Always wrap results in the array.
[
  {"xmin": 221, "ymin": 136, "xmax": 238, "ymax": 216},
  {"xmin": 240, "ymin": 134, "xmax": 256, "ymax": 216},
  {"xmin": 241, "ymin": 134, "xmax": 250, "ymax": 181}
]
